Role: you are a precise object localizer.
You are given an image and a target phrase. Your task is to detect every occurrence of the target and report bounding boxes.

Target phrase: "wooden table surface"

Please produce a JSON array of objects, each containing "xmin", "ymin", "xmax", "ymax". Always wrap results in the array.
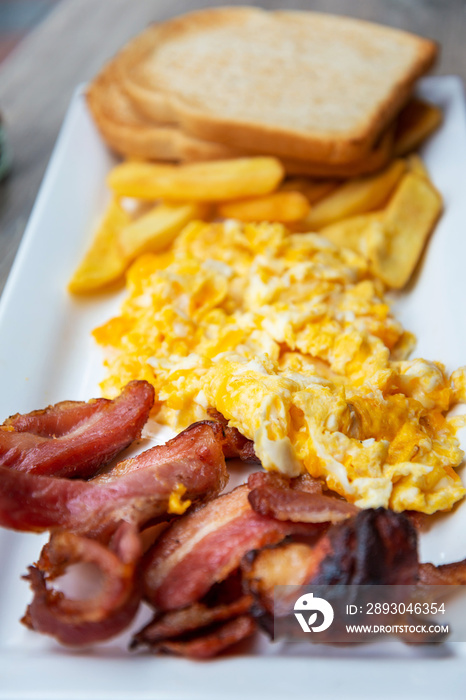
[{"xmin": 0, "ymin": 0, "xmax": 465, "ymax": 298}]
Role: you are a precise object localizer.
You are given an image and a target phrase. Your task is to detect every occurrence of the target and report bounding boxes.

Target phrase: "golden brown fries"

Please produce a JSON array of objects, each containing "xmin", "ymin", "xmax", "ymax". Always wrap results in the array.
[
  {"xmin": 406, "ymin": 153, "xmax": 430, "ymax": 179},
  {"xmin": 321, "ymin": 168, "xmax": 442, "ymax": 288},
  {"xmin": 217, "ymin": 191, "xmax": 310, "ymax": 223},
  {"xmin": 120, "ymin": 202, "xmax": 208, "ymax": 260},
  {"xmin": 68, "ymin": 199, "xmax": 130, "ymax": 293},
  {"xmin": 320, "ymin": 212, "xmax": 382, "ymax": 254},
  {"xmin": 300, "ymin": 159, "xmax": 406, "ymax": 230},
  {"xmin": 107, "ymin": 157, "xmax": 285, "ymax": 202},
  {"xmin": 367, "ymin": 171, "xmax": 442, "ymax": 288},
  {"xmin": 70, "ymin": 149, "xmax": 442, "ymax": 295},
  {"xmin": 280, "ymin": 177, "xmax": 338, "ymax": 204}
]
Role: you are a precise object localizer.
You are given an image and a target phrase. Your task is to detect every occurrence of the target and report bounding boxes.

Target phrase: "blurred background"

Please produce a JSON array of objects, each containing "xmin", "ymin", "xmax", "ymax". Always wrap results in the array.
[
  {"xmin": 1, "ymin": 0, "xmax": 465, "ymax": 71},
  {"xmin": 0, "ymin": 0, "xmax": 60, "ymax": 62},
  {"xmin": 0, "ymin": 0, "xmax": 465, "ymax": 296}
]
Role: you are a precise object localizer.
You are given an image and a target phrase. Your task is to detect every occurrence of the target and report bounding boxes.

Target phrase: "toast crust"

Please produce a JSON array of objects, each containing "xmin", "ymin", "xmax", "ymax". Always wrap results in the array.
[
  {"xmin": 119, "ymin": 7, "xmax": 437, "ymax": 164},
  {"xmin": 282, "ymin": 126, "xmax": 394, "ymax": 177}
]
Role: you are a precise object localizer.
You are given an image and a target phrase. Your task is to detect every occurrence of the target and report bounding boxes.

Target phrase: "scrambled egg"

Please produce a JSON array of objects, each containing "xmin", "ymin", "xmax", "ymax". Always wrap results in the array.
[{"xmin": 93, "ymin": 220, "xmax": 466, "ymax": 513}]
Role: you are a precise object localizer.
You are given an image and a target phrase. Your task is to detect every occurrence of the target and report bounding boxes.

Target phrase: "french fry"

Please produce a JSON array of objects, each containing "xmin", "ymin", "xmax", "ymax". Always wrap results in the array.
[
  {"xmin": 119, "ymin": 201, "xmax": 208, "ymax": 260},
  {"xmin": 68, "ymin": 199, "xmax": 130, "ymax": 293},
  {"xmin": 217, "ymin": 191, "xmax": 310, "ymax": 223},
  {"xmin": 321, "ymin": 168, "xmax": 442, "ymax": 288},
  {"xmin": 394, "ymin": 99, "xmax": 442, "ymax": 156},
  {"xmin": 405, "ymin": 153, "xmax": 430, "ymax": 179},
  {"xmin": 367, "ymin": 172, "xmax": 443, "ymax": 288},
  {"xmin": 301, "ymin": 159, "xmax": 406, "ymax": 230},
  {"xmin": 280, "ymin": 177, "xmax": 338, "ymax": 204},
  {"xmin": 107, "ymin": 157, "xmax": 285, "ymax": 202},
  {"xmin": 320, "ymin": 212, "xmax": 382, "ymax": 254}
]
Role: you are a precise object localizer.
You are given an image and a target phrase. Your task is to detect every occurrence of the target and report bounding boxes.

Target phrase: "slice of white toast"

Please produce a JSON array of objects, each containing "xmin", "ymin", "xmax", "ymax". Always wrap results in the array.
[
  {"xmin": 88, "ymin": 39, "xmax": 394, "ymax": 174},
  {"xmin": 87, "ymin": 61, "xmax": 395, "ymax": 175},
  {"xmin": 87, "ymin": 64, "xmax": 241, "ymax": 162},
  {"xmin": 119, "ymin": 7, "xmax": 436, "ymax": 164}
]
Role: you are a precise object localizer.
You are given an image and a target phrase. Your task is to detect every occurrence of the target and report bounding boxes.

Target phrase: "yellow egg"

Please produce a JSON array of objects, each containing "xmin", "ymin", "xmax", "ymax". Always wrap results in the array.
[{"xmin": 94, "ymin": 220, "xmax": 466, "ymax": 514}]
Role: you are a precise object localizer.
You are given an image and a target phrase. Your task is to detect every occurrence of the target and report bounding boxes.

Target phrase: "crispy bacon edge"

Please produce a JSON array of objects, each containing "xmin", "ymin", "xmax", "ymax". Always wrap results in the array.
[
  {"xmin": 132, "ymin": 595, "xmax": 253, "ymax": 647},
  {"xmin": 419, "ymin": 559, "xmax": 466, "ymax": 585},
  {"xmin": 131, "ymin": 593, "xmax": 255, "ymax": 659},
  {"xmin": 147, "ymin": 616, "xmax": 256, "ymax": 659},
  {"xmin": 0, "ymin": 380, "xmax": 155, "ymax": 478},
  {"xmin": 22, "ymin": 522, "xmax": 142, "ymax": 646},
  {"xmin": 241, "ymin": 508, "xmax": 420, "ymax": 636},
  {"xmin": 207, "ymin": 409, "xmax": 260, "ymax": 463},
  {"xmin": 247, "ymin": 471, "xmax": 359, "ymax": 523}
]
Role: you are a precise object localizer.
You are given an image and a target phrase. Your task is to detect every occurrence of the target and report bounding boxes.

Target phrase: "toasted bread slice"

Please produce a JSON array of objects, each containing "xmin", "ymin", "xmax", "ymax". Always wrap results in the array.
[
  {"xmin": 89, "ymin": 45, "xmax": 395, "ymax": 175},
  {"xmin": 88, "ymin": 28, "xmax": 437, "ymax": 177},
  {"xmin": 87, "ymin": 41, "xmax": 393, "ymax": 177},
  {"xmin": 87, "ymin": 60, "xmax": 242, "ymax": 161},
  {"xmin": 119, "ymin": 7, "xmax": 437, "ymax": 164},
  {"xmin": 87, "ymin": 63, "xmax": 436, "ymax": 177},
  {"xmin": 89, "ymin": 76, "xmax": 393, "ymax": 175},
  {"xmin": 87, "ymin": 71, "xmax": 422, "ymax": 177}
]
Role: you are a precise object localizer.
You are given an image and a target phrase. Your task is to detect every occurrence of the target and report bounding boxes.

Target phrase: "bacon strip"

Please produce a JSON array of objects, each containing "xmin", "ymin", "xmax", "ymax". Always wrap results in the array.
[
  {"xmin": 243, "ymin": 508, "xmax": 419, "ymax": 633},
  {"xmin": 306, "ymin": 507, "xmax": 419, "ymax": 586},
  {"xmin": 0, "ymin": 381, "xmax": 155, "ymax": 478},
  {"xmin": 0, "ymin": 422, "xmax": 228, "ymax": 541},
  {"xmin": 150, "ymin": 615, "xmax": 256, "ymax": 659},
  {"xmin": 247, "ymin": 472, "xmax": 358, "ymax": 523},
  {"xmin": 132, "ymin": 595, "xmax": 252, "ymax": 648},
  {"xmin": 419, "ymin": 559, "xmax": 466, "ymax": 585},
  {"xmin": 142, "ymin": 483, "xmax": 324, "ymax": 612},
  {"xmin": 247, "ymin": 471, "xmax": 323, "ymax": 493},
  {"xmin": 206, "ymin": 409, "xmax": 260, "ymax": 462},
  {"xmin": 22, "ymin": 522, "xmax": 142, "ymax": 646},
  {"xmin": 248, "ymin": 488, "xmax": 358, "ymax": 523}
]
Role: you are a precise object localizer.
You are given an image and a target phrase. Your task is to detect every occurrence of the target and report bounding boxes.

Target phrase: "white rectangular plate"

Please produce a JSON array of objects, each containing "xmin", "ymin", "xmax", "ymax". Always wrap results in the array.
[{"xmin": 0, "ymin": 78, "xmax": 466, "ymax": 699}]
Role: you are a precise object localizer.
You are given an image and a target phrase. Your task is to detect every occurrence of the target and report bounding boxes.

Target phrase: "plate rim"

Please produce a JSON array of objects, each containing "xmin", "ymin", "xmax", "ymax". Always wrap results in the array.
[{"xmin": 1, "ymin": 77, "xmax": 466, "ymax": 698}]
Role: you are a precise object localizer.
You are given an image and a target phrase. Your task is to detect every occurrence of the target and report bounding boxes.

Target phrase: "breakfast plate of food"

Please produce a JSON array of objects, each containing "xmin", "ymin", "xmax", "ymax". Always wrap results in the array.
[{"xmin": 0, "ymin": 7, "xmax": 466, "ymax": 699}]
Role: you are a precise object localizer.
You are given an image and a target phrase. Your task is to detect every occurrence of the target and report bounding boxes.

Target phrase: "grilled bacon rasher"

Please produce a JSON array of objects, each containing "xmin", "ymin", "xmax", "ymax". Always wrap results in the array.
[{"xmin": 0, "ymin": 388, "xmax": 464, "ymax": 657}]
